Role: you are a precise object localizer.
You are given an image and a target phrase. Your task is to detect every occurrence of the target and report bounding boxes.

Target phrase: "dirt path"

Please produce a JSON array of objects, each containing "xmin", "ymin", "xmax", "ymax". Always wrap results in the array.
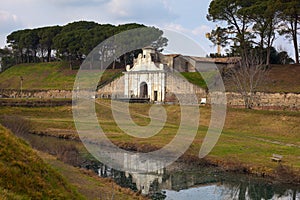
[{"xmin": 246, "ymin": 136, "xmax": 300, "ymax": 149}]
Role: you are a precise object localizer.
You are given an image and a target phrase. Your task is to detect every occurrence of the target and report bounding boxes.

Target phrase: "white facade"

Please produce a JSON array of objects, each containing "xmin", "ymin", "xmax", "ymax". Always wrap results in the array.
[
  {"xmin": 97, "ymin": 47, "xmax": 208, "ymax": 103},
  {"xmin": 123, "ymin": 47, "xmax": 167, "ymax": 102}
]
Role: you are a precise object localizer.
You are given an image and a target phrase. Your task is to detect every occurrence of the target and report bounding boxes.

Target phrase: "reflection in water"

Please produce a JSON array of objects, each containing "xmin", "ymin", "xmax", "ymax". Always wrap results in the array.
[
  {"xmin": 126, "ymin": 171, "xmax": 163, "ymax": 195},
  {"xmin": 96, "ymin": 155, "xmax": 299, "ymax": 200},
  {"xmin": 121, "ymin": 168, "xmax": 300, "ymax": 200},
  {"xmin": 165, "ymin": 185, "xmax": 300, "ymax": 200},
  {"xmin": 18, "ymin": 133, "xmax": 300, "ymax": 200}
]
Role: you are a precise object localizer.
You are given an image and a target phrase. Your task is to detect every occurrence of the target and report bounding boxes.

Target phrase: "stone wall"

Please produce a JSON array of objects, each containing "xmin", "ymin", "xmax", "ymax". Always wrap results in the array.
[
  {"xmin": 226, "ymin": 92, "xmax": 300, "ymax": 111},
  {"xmin": 0, "ymin": 89, "xmax": 72, "ymax": 99},
  {"xmin": 96, "ymin": 76, "xmax": 300, "ymax": 110},
  {"xmin": 97, "ymin": 76, "xmax": 125, "ymax": 99},
  {"xmin": 1, "ymin": 85, "xmax": 299, "ymax": 111},
  {"xmin": 165, "ymin": 73, "xmax": 207, "ymax": 104}
]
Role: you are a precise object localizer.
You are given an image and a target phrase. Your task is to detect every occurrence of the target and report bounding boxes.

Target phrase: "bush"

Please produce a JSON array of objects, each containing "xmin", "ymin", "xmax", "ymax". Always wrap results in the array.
[{"xmin": 0, "ymin": 115, "xmax": 31, "ymax": 136}]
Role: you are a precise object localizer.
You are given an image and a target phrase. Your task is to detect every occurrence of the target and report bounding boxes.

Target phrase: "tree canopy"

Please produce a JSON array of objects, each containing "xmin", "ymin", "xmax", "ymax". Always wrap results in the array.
[
  {"xmin": 207, "ymin": 0, "xmax": 299, "ymax": 64},
  {"xmin": 6, "ymin": 21, "xmax": 167, "ymax": 68}
]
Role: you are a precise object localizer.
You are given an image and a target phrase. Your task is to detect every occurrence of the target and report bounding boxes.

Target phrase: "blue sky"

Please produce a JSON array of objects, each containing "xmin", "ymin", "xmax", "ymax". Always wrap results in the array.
[{"xmin": 0, "ymin": 0, "xmax": 295, "ymax": 57}]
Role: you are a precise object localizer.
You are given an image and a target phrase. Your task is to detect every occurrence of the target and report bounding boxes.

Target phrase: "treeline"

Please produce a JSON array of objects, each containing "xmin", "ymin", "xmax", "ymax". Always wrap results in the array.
[
  {"xmin": 209, "ymin": 46, "xmax": 294, "ymax": 65},
  {"xmin": 207, "ymin": 0, "xmax": 300, "ymax": 64},
  {"xmin": 4, "ymin": 21, "xmax": 166, "ymax": 68}
]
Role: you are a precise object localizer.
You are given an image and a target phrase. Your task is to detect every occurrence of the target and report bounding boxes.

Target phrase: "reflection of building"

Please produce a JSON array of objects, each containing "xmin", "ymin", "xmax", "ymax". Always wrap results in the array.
[
  {"xmin": 126, "ymin": 172, "xmax": 164, "ymax": 195},
  {"xmin": 97, "ymin": 151, "xmax": 218, "ymax": 195},
  {"xmin": 123, "ymin": 152, "xmax": 165, "ymax": 195},
  {"xmin": 97, "ymin": 150, "xmax": 299, "ymax": 198}
]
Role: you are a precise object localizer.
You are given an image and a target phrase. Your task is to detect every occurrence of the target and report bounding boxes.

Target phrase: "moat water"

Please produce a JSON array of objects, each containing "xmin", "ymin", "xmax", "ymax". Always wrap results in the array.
[{"xmin": 18, "ymin": 132, "xmax": 300, "ymax": 200}]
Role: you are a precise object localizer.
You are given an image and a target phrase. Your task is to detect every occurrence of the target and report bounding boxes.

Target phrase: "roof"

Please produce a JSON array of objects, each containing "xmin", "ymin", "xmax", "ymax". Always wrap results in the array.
[
  {"xmin": 164, "ymin": 54, "xmax": 181, "ymax": 58},
  {"xmin": 142, "ymin": 46, "xmax": 155, "ymax": 50},
  {"xmin": 189, "ymin": 56, "xmax": 241, "ymax": 64}
]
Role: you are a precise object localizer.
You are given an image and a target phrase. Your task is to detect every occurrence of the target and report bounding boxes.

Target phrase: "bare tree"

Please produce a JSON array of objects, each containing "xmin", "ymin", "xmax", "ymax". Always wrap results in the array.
[{"xmin": 225, "ymin": 51, "xmax": 269, "ymax": 109}]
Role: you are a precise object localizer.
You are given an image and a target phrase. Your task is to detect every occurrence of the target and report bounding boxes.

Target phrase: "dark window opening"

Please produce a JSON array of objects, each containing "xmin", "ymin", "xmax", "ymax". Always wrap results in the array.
[
  {"xmin": 154, "ymin": 91, "xmax": 158, "ymax": 101},
  {"xmin": 139, "ymin": 82, "xmax": 148, "ymax": 98}
]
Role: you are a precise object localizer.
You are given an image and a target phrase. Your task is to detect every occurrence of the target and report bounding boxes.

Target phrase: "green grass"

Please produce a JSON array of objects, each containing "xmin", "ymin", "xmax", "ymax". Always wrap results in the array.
[
  {"xmin": 0, "ymin": 62, "xmax": 77, "ymax": 90},
  {"xmin": 1, "ymin": 62, "xmax": 299, "ymax": 93},
  {"xmin": 1, "ymin": 100, "xmax": 299, "ymax": 174},
  {"xmin": 98, "ymin": 69, "xmax": 124, "ymax": 87},
  {"xmin": 180, "ymin": 72, "xmax": 207, "ymax": 88},
  {"xmin": 0, "ymin": 124, "xmax": 84, "ymax": 199},
  {"xmin": 0, "ymin": 62, "xmax": 124, "ymax": 90}
]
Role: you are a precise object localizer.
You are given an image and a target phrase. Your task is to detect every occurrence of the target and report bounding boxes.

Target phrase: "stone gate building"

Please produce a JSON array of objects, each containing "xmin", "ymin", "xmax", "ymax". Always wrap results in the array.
[
  {"xmin": 124, "ymin": 46, "xmax": 167, "ymax": 102},
  {"xmin": 97, "ymin": 46, "xmax": 207, "ymax": 103}
]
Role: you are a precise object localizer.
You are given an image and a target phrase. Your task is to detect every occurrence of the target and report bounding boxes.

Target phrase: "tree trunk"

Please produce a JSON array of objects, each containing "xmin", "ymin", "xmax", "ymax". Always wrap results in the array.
[
  {"xmin": 266, "ymin": 47, "xmax": 271, "ymax": 66},
  {"xmin": 245, "ymin": 97, "xmax": 252, "ymax": 109},
  {"xmin": 47, "ymin": 48, "xmax": 51, "ymax": 62},
  {"xmin": 292, "ymin": 189, "xmax": 296, "ymax": 200},
  {"xmin": 68, "ymin": 53, "xmax": 72, "ymax": 70},
  {"xmin": 124, "ymin": 53, "xmax": 128, "ymax": 66},
  {"xmin": 34, "ymin": 50, "xmax": 37, "ymax": 63},
  {"xmin": 41, "ymin": 49, "xmax": 44, "ymax": 62},
  {"xmin": 292, "ymin": 27, "xmax": 299, "ymax": 64},
  {"xmin": 266, "ymin": 21, "xmax": 275, "ymax": 66},
  {"xmin": 26, "ymin": 49, "xmax": 30, "ymax": 63},
  {"xmin": 112, "ymin": 58, "xmax": 115, "ymax": 69}
]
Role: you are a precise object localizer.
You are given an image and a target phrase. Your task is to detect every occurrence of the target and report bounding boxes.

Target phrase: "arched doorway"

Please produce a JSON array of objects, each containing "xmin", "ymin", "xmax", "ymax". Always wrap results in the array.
[{"xmin": 139, "ymin": 82, "xmax": 148, "ymax": 98}]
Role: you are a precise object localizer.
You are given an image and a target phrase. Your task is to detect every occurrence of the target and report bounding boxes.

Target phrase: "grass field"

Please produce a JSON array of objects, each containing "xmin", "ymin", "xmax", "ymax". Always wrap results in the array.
[
  {"xmin": 0, "ymin": 125, "xmax": 83, "ymax": 199},
  {"xmin": 225, "ymin": 64, "xmax": 300, "ymax": 93},
  {"xmin": 262, "ymin": 64, "xmax": 300, "ymax": 93},
  {"xmin": 0, "ymin": 62, "xmax": 299, "ymax": 93},
  {"xmin": 0, "ymin": 62, "xmax": 123, "ymax": 90},
  {"xmin": 1, "ymin": 100, "xmax": 299, "ymax": 179},
  {"xmin": 0, "ymin": 62, "xmax": 77, "ymax": 90},
  {"xmin": 180, "ymin": 72, "xmax": 207, "ymax": 88}
]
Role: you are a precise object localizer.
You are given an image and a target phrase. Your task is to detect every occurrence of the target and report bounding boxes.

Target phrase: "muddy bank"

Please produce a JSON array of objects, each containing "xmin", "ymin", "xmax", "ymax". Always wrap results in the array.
[
  {"xmin": 31, "ymin": 129, "xmax": 80, "ymax": 140},
  {"xmin": 0, "ymin": 99, "xmax": 72, "ymax": 107}
]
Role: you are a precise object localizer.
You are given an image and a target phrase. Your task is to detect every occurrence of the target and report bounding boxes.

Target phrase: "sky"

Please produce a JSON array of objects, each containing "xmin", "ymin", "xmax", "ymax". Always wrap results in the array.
[{"xmin": 0, "ymin": 0, "xmax": 295, "ymax": 57}]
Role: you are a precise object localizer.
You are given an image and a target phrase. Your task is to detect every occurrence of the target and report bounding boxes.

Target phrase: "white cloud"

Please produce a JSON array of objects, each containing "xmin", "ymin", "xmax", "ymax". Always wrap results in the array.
[
  {"xmin": 163, "ymin": 23, "xmax": 211, "ymax": 37},
  {"xmin": 106, "ymin": 0, "xmax": 178, "ymax": 24},
  {"xmin": 191, "ymin": 25, "xmax": 211, "ymax": 36},
  {"xmin": 163, "ymin": 23, "xmax": 188, "ymax": 33},
  {"xmin": 48, "ymin": 0, "xmax": 109, "ymax": 7},
  {"xmin": 161, "ymin": 23, "xmax": 215, "ymax": 55},
  {"xmin": 107, "ymin": 0, "xmax": 130, "ymax": 18},
  {"xmin": 0, "ymin": 10, "xmax": 22, "ymax": 34},
  {"xmin": 0, "ymin": 11, "xmax": 18, "ymax": 24}
]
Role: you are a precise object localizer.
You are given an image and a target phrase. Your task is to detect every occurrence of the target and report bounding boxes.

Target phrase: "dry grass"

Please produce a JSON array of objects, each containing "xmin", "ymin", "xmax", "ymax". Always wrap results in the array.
[
  {"xmin": 225, "ymin": 64, "xmax": 300, "ymax": 93},
  {"xmin": 0, "ymin": 100, "xmax": 299, "ymax": 178},
  {"xmin": 262, "ymin": 64, "xmax": 300, "ymax": 93},
  {"xmin": 0, "ymin": 125, "xmax": 83, "ymax": 199}
]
